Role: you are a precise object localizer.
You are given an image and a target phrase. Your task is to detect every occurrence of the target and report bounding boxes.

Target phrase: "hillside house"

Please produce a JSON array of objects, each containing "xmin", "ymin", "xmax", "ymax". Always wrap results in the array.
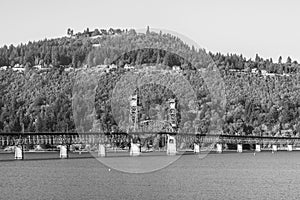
[
  {"xmin": 124, "ymin": 64, "xmax": 134, "ymax": 70},
  {"xmin": 172, "ymin": 66, "xmax": 181, "ymax": 71},
  {"xmin": 0, "ymin": 66, "xmax": 8, "ymax": 71},
  {"xmin": 12, "ymin": 64, "xmax": 25, "ymax": 72},
  {"xmin": 64, "ymin": 67, "xmax": 74, "ymax": 72},
  {"xmin": 109, "ymin": 64, "xmax": 117, "ymax": 69}
]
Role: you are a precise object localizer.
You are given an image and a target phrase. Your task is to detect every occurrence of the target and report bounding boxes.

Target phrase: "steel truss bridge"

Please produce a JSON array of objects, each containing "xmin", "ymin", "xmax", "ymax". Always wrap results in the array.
[
  {"xmin": 2, "ymin": 132, "xmax": 300, "ymax": 160},
  {"xmin": 1, "ymin": 132, "xmax": 300, "ymax": 148}
]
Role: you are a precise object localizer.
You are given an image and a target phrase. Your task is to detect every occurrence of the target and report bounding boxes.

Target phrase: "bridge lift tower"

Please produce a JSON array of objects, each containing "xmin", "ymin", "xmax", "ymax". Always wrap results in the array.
[
  {"xmin": 168, "ymin": 98, "xmax": 177, "ymax": 132},
  {"xmin": 129, "ymin": 94, "xmax": 141, "ymax": 156},
  {"xmin": 129, "ymin": 94, "xmax": 178, "ymax": 155},
  {"xmin": 129, "ymin": 94, "xmax": 139, "ymax": 132},
  {"xmin": 167, "ymin": 98, "xmax": 177, "ymax": 155}
]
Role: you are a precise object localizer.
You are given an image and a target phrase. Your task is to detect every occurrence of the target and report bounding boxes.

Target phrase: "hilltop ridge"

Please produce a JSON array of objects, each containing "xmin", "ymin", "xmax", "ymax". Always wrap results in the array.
[{"xmin": 0, "ymin": 28, "xmax": 299, "ymax": 76}]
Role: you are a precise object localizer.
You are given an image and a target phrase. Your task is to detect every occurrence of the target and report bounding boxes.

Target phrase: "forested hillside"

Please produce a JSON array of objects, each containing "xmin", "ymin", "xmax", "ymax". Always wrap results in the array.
[{"xmin": 1, "ymin": 28, "xmax": 300, "ymax": 137}]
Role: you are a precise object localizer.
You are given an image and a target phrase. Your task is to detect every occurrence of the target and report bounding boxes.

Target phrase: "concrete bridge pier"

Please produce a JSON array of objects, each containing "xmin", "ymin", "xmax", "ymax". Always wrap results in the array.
[
  {"xmin": 217, "ymin": 143, "xmax": 222, "ymax": 153},
  {"xmin": 237, "ymin": 144, "xmax": 243, "ymax": 153},
  {"xmin": 287, "ymin": 144, "xmax": 293, "ymax": 151},
  {"xmin": 255, "ymin": 144, "xmax": 261, "ymax": 152},
  {"xmin": 14, "ymin": 145, "xmax": 23, "ymax": 160},
  {"xmin": 98, "ymin": 144, "xmax": 106, "ymax": 157},
  {"xmin": 194, "ymin": 143, "xmax": 200, "ymax": 153},
  {"xmin": 167, "ymin": 135, "xmax": 176, "ymax": 155},
  {"xmin": 130, "ymin": 143, "xmax": 140, "ymax": 156},
  {"xmin": 60, "ymin": 145, "xmax": 68, "ymax": 158}
]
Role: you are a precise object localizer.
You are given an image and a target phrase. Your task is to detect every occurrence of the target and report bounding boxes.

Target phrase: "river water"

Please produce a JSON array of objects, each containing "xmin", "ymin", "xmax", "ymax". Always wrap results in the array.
[{"xmin": 1, "ymin": 151, "xmax": 300, "ymax": 200}]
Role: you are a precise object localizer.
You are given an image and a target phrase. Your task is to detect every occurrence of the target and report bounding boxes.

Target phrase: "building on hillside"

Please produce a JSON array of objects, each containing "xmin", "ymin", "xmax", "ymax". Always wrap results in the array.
[
  {"xmin": 12, "ymin": 64, "xmax": 25, "ymax": 72},
  {"xmin": 265, "ymin": 72, "xmax": 276, "ymax": 77},
  {"xmin": 33, "ymin": 65, "xmax": 51, "ymax": 71},
  {"xmin": 124, "ymin": 64, "xmax": 134, "ymax": 70},
  {"xmin": 172, "ymin": 66, "xmax": 181, "ymax": 72},
  {"xmin": 96, "ymin": 65, "xmax": 107, "ymax": 69},
  {"xmin": 64, "ymin": 67, "xmax": 74, "ymax": 72},
  {"xmin": 109, "ymin": 64, "xmax": 117, "ymax": 69},
  {"xmin": 33, "ymin": 65, "xmax": 42, "ymax": 70},
  {"xmin": 0, "ymin": 66, "xmax": 8, "ymax": 70},
  {"xmin": 251, "ymin": 68, "xmax": 259, "ymax": 74},
  {"xmin": 92, "ymin": 43, "xmax": 101, "ymax": 48},
  {"xmin": 282, "ymin": 73, "xmax": 290, "ymax": 77}
]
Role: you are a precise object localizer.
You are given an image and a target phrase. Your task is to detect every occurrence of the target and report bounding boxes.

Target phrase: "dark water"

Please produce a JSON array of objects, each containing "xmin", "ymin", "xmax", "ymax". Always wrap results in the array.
[{"xmin": 1, "ymin": 151, "xmax": 300, "ymax": 200}]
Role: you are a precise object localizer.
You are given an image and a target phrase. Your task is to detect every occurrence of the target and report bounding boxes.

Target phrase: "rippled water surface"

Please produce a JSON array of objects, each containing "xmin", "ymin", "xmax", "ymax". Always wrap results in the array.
[{"xmin": 1, "ymin": 151, "xmax": 300, "ymax": 200}]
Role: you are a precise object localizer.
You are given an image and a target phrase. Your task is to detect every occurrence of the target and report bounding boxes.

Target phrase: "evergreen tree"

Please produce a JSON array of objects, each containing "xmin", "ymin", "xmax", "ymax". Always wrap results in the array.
[
  {"xmin": 287, "ymin": 56, "xmax": 292, "ymax": 64},
  {"xmin": 278, "ymin": 56, "xmax": 282, "ymax": 64}
]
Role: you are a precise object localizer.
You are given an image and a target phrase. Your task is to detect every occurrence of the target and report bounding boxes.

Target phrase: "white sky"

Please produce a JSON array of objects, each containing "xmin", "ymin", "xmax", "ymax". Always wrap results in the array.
[{"xmin": 1, "ymin": 0, "xmax": 299, "ymax": 62}]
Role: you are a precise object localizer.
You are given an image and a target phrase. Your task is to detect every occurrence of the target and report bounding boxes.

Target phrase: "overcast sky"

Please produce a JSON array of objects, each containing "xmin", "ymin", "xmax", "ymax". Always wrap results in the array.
[{"xmin": 1, "ymin": 0, "xmax": 299, "ymax": 62}]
